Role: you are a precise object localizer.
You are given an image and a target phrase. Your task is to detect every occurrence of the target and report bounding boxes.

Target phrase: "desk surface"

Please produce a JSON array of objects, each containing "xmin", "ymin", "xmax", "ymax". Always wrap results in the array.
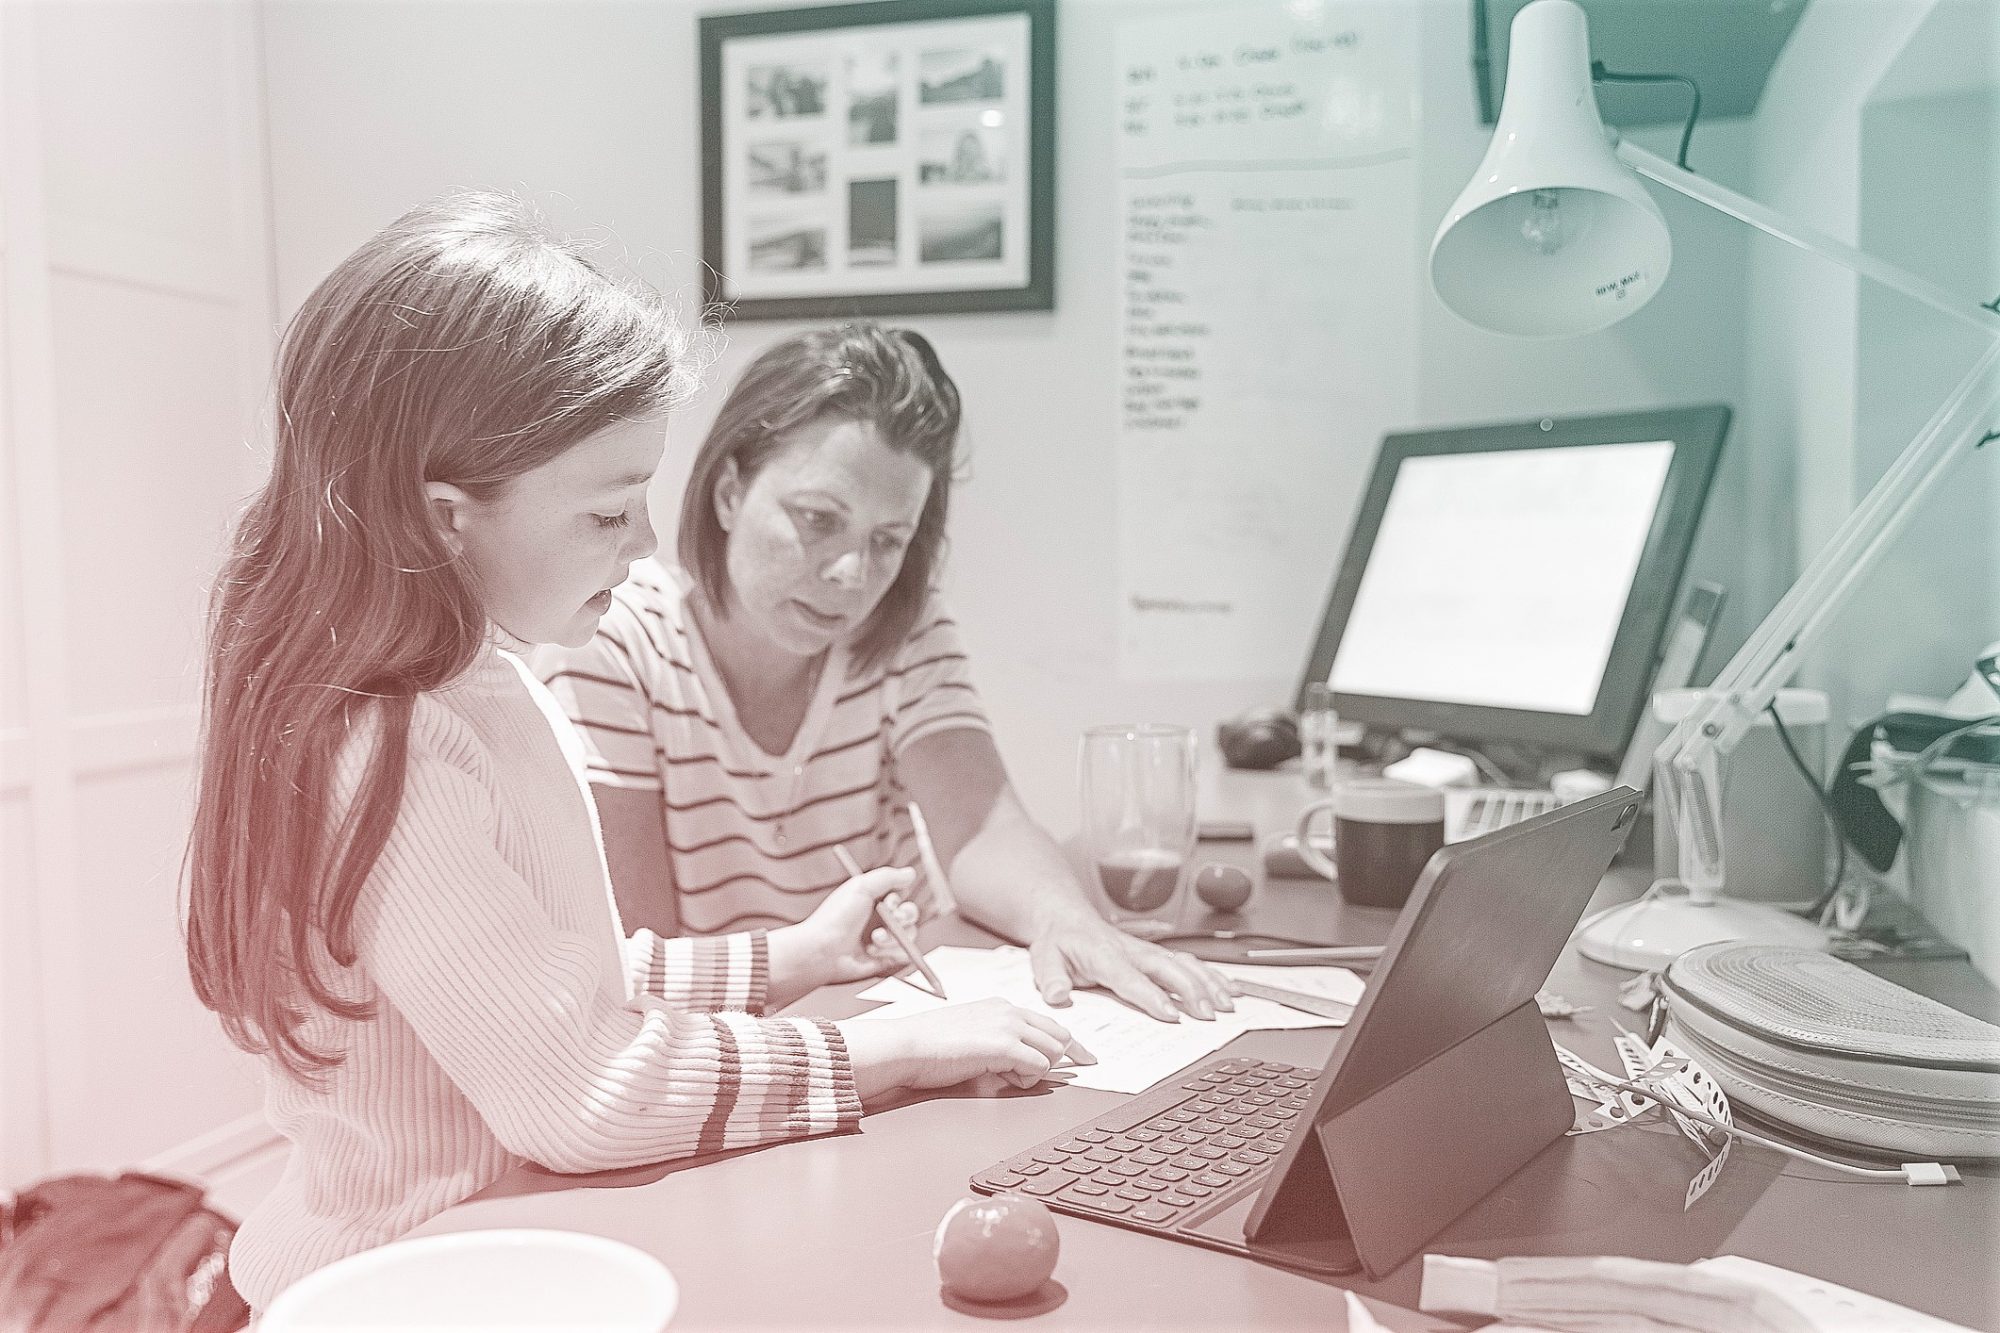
[{"xmin": 415, "ymin": 772, "xmax": 2000, "ymax": 1331}]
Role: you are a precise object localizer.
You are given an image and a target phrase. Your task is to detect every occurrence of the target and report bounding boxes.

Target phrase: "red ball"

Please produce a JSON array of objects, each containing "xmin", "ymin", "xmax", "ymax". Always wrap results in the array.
[{"xmin": 933, "ymin": 1193, "xmax": 1060, "ymax": 1303}]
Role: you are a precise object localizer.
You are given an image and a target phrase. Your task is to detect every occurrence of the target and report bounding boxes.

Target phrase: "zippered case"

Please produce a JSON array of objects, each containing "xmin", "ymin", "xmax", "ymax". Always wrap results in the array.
[{"xmin": 1660, "ymin": 943, "xmax": 2000, "ymax": 1160}]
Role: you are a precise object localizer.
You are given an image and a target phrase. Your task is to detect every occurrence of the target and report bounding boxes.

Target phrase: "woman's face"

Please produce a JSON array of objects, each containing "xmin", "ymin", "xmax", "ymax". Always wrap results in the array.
[{"xmin": 715, "ymin": 415, "xmax": 932, "ymax": 659}]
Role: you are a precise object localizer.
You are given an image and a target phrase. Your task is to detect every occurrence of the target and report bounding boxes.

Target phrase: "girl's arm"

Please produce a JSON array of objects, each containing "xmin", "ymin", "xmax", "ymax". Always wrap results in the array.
[
  {"xmin": 355, "ymin": 748, "xmax": 860, "ymax": 1173},
  {"xmin": 898, "ymin": 728, "xmax": 1236, "ymax": 1023}
]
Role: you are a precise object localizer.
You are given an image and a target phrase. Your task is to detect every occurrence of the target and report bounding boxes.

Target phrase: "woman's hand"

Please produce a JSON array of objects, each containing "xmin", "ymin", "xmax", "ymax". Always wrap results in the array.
[
  {"xmin": 836, "ymin": 998, "xmax": 1092, "ymax": 1101},
  {"xmin": 1026, "ymin": 912, "xmax": 1240, "ymax": 1023},
  {"xmin": 769, "ymin": 866, "xmax": 921, "ymax": 1000}
]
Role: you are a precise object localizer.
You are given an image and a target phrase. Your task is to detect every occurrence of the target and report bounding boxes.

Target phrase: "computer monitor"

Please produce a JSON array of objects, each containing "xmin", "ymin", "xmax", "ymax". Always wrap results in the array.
[{"xmin": 1298, "ymin": 405, "xmax": 1728, "ymax": 764}]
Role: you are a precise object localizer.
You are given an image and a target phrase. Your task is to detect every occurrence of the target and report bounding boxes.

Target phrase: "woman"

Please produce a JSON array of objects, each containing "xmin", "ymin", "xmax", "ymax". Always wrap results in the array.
[{"xmin": 541, "ymin": 324, "xmax": 1232, "ymax": 1022}]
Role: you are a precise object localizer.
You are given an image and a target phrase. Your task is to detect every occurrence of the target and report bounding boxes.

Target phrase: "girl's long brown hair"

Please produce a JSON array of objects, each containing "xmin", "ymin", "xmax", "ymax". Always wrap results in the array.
[{"xmin": 186, "ymin": 192, "xmax": 697, "ymax": 1081}]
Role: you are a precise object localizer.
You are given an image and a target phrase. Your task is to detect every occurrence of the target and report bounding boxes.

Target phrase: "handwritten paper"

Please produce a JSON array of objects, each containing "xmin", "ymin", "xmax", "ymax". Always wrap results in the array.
[{"xmin": 850, "ymin": 946, "xmax": 1354, "ymax": 1093}]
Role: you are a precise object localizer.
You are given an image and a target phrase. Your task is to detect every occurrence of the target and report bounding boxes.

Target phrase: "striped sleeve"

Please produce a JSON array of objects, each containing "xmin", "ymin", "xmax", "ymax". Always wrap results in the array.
[
  {"xmin": 885, "ymin": 598, "xmax": 992, "ymax": 754},
  {"xmin": 623, "ymin": 928, "xmax": 772, "ymax": 1014},
  {"xmin": 351, "ymin": 746, "xmax": 859, "ymax": 1173},
  {"xmin": 538, "ymin": 598, "xmax": 665, "ymax": 792}
]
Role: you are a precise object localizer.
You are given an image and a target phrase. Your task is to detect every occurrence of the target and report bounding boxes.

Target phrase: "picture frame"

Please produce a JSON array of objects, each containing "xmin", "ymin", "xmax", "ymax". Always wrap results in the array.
[{"xmin": 699, "ymin": 0, "xmax": 1055, "ymax": 320}]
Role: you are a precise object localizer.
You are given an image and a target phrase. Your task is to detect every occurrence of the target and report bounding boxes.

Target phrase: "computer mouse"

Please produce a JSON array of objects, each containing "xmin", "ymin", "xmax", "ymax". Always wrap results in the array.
[{"xmin": 1216, "ymin": 707, "xmax": 1300, "ymax": 770}]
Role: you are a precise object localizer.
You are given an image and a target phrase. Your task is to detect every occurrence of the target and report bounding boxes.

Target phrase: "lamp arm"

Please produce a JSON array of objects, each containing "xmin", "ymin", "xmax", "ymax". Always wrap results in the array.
[
  {"xmin": 1616, "ymin": 139, "xmax": 2000, "ymax": 899},
  {"xmin": 1616, "ymin": 141, "xmax": 1998, "ymax": 337}
]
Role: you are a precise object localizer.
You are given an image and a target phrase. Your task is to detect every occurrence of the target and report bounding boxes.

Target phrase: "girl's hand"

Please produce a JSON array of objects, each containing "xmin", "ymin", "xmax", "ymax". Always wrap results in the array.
[
  {"xmin": 778, "ymin": 866, "xmax": 921, "ymax": 991},
  {"xmin": 1027, "ymin": 913, "xmax": 1239, "ymax": 1023},
  {"xmin": 836, "ymin": 998, "xmax": 1093, "ymax": 1101}
]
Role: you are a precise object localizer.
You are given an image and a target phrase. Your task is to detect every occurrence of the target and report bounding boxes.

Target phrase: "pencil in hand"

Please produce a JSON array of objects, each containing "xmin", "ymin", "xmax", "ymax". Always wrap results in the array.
[{"xmin": 834, "ymin": 844, "xmax": 949, "ymax": 999}]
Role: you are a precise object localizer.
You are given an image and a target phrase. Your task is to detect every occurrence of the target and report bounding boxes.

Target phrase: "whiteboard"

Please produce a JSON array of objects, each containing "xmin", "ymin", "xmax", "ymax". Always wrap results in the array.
[{"xmin": 1115, "ymin": 1, "xmax": 1419, "ymax": 681}]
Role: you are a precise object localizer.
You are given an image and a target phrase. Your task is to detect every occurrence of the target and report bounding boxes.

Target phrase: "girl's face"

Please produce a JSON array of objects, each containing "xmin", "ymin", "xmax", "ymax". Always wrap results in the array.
[
  {"xmin": 435, "ymin": 413, "xmax": 666, "ymax": 647},
  {"xmin": 715, "ymin": 415, "xmax": 932, "ymax": 659}
]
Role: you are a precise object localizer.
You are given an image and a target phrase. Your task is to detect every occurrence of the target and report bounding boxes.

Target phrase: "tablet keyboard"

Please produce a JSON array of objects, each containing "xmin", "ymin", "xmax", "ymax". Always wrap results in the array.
[{"xmin": 970, "ymin": 1057, "xmax": 1318, "ymax": 1231}]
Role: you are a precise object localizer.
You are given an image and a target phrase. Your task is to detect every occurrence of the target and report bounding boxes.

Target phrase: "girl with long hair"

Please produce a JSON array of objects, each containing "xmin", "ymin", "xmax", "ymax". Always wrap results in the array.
[{"xmin": 185, "ymin": 193, "xmax": 1079, "ymax": 1311}]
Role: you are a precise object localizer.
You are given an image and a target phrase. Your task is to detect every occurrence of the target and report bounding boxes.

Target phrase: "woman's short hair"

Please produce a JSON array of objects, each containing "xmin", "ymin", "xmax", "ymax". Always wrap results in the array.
[{"xmin": 679, "ymin": 323, "xmax": 961, "ymax": 671}]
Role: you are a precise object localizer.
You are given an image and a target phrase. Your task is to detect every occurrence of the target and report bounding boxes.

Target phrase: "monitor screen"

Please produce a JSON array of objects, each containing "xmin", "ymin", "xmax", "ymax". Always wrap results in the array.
[{"xmin": 1300, "ymin": 406, "xmax": 1728, "ymax": 762}]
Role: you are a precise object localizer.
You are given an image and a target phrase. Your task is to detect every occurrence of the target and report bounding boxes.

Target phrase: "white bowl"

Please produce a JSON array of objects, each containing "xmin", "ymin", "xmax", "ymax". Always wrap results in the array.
[{"xmin": 260, "ymin": 1229, "xmax": 678, "ymax": 1332}]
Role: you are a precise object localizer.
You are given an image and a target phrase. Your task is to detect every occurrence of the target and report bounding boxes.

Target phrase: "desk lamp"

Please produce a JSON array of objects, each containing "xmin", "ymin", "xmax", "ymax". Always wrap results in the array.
[{"xmin": 1430, "ymin": 0, "xmax": 2000, "ymax": 969}]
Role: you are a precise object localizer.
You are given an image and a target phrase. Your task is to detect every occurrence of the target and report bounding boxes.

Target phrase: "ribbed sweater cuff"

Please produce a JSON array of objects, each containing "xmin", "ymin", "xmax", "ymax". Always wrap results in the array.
[
  {"xmin": 812, "ymin": 1018, "xmax": 864, "ymax": 1131},
  {"xmin": 630, "ymin": 929, "xmax": 768, "ymax": 1012}
]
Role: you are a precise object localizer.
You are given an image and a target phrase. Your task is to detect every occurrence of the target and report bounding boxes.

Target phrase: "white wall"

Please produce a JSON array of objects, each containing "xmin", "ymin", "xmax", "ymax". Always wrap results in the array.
[
  {"xmin": 261, "ymin": 0, "xmax": 1757, "ymax": 833},
  {"xmin": 1, "ymin": 0, "xmax": 274, "ymax": 1192},
  {"xmin": 1747, "ymin": 0, "xmax": 1999, "ymax": 723}
]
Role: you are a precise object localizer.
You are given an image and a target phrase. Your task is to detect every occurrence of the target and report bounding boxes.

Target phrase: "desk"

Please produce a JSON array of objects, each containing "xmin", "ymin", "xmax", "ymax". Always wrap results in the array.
[{"xmin": 414, "ymin": 772, "xmax": 2000, "ymax": 1330}]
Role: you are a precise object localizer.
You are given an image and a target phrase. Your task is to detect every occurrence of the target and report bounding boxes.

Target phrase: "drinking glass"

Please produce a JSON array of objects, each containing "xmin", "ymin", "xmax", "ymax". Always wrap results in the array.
[
  {"xmin": 1079, "ymin": 723, "xmax": 1198, "ymax": 938},
  {"xmin": 1299, "ymin": 681, "xmax": 1340, "ymax": 792}
]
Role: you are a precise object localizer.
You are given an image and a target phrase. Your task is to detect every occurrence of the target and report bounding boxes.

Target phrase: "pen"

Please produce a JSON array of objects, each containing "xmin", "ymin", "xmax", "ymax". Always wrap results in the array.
[
  {"xmin": 905, "ymin": 801, "xmax": 957, "ymax": 916},
  {"xmin": 1244, "ymin": 945, "xmax": 1385, "ymax": 963},
  {"xmin": 834, "ymin": 844, "xmax": 949, "ymax": 999}
]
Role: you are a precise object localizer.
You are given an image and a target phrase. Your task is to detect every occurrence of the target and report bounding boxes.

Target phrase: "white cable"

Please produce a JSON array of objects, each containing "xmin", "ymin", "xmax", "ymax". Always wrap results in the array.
[{"xmin": 1585, "ymin": 1071, "xmax": 1960, "ymax": 1186}]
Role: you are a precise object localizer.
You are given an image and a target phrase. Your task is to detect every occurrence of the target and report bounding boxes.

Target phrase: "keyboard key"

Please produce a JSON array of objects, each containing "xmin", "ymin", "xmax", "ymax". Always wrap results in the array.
[
  {"xmin": 1213, "ymin": 1135, "xmax": 1247, "ymax": 1151},
  {"xmin": 1177, "ymin": 1180, "xmax": 1216, "ymax": 1197},
  {"xmin": 1106, "ymin": 1162, "xmax": 1146, "ymax": 1178},
  {"xmin": 1275, "ymin": 1076, "xmax": 1309, "ymax": 1090},
  {"xmin": 1131, "ymin": 1202, "xmax": 1181, "ymax": 1225},
  {"xmin": 1160, "ymin": 1191, "xmax": 1199, "ymax": 1208},
  {"xmin": 1069, "ymin": 1180, "xmax": 1109, "ymax": 1196},
  {"xmin": 1166, "ymin": 1111, "xmax": 1198, "ymax": 1124},
  {"xmin": 1115, "ymin": 1186, "xmax": 1152, "ymax": 1203},
  {"xmin": 1018, "ymin": 1172, "xmax": 1076, "ymax": 1196},
  {"xmin": 1211, "ymin": 1111, "xmax": 1244, "ymax": 1126},
  {"xmin": 983, "ymin": 1171, "xmax": 1025, "ymax": 1189},
  {"xmin": 1083, "ymin": 1148, "xmax": 1120, "ymax": 1164},
  {"xmin": 1032, "ymin": 1150, "xmax": 1069, "ymax": 1166},
  {"xmin": 1077, "ymin": 1130, "xmax": 1112, "ymax": 1144},
  {"xmin": 1248, "ymin": 1116, "xmax": 1281, "ymax": 1131},
  {"xmin": 1171, "ymin": 1155, "xmax": 1208, "ymax": 1171},
  {"xmin": 1126, "ymin": 1178, "xmax": 1169, "ymax": 1192},
  {"xmin": 1193, "ymin": 1173, "xmax": 1232, "ymax": 1189},
  {"xmin": 1234, "ymin": 1150, "xmax": 1271, "ymax": 1165},
  {"xmin": 1015, "ymin": 1162, "xmax": 1048, "ymax": 1176},
  {"xmin": 1153, "ymin": 1166, "xmax": 1189, "ymax": 1182},
  {"xmin": 1127, "ymin": 1129, "xmax": 1163, "ymax": 1143},
  {"xmin": 1060, "ymin": 1192, "xmax": 1133, "ymax": 1216},
  {"xmin": 1214, "ymin": 1162, "xmax": 1253, "ymax": 1177},
  {"xmin": 1132, "ymin": 1149, "xmax": 1169, "ymax": 1166}
]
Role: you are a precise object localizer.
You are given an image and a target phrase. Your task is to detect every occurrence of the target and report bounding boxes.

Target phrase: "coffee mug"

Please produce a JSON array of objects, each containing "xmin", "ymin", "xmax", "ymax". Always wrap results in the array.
[{"xmin": 1294, "ymin": 778, "xmax": 1447, "ymax": 909}]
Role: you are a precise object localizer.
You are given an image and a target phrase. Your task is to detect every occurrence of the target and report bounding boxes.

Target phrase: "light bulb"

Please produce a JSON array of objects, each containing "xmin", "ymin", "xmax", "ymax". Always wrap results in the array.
[{"xmin": 1519, "ymin": 188, "xmax": 1572, "ymax": 255}]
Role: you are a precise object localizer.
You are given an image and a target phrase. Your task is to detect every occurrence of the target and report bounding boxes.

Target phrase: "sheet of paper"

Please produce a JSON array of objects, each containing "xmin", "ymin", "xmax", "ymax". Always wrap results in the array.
[{"xmin": 849, "ymin": 946, "xmax": 1346, "ymax": 1093}]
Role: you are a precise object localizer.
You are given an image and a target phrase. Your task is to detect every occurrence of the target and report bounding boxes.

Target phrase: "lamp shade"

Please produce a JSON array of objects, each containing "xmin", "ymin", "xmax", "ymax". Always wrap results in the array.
[{"xmin": 1430, "ymin": 0, "xmax": 1672, "ymax": 337}]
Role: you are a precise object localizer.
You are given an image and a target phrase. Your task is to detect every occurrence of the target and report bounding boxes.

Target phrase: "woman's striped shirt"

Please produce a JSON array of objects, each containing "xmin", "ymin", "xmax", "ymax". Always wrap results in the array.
[{"xmin": 540, "ymin": 561, "xmax": 990, "ymax": 935}]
